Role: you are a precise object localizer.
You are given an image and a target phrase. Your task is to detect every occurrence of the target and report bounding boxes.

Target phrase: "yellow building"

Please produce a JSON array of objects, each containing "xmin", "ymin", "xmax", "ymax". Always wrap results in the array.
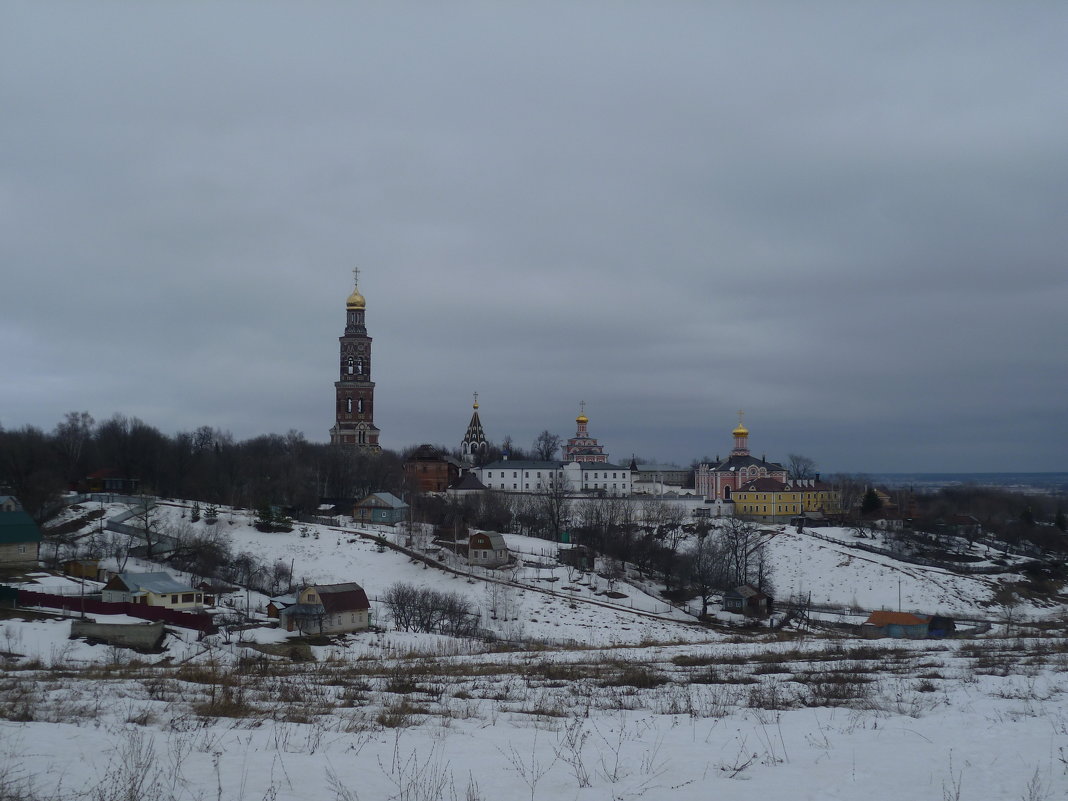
[
  {"xmin": 732, "ymin": 479, "xmax": 801, "ymax": 522},
  {"xmin": 795, "ymin": 479, "xmax": 842, "ymax": 516},
  {"xmin": 733, "ymin": 478, "xmax": 841, "ymax": 522}
]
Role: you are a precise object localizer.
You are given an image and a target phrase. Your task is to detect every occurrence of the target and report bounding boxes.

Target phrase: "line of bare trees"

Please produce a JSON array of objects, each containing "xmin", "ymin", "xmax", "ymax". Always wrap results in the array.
[
  {"xmin": 1, "ymin": 411, "xmax": 405, "ymax": 521},
  {"xmin": 381, "ymin": 582, "xmax": 480, "ymax": 637}
]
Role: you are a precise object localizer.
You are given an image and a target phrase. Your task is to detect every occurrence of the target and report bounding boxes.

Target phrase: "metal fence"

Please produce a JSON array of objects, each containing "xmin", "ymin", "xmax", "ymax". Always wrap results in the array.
[{"xmin": 16, "ymin": 589, "xmax": 215, "ymax": 632}]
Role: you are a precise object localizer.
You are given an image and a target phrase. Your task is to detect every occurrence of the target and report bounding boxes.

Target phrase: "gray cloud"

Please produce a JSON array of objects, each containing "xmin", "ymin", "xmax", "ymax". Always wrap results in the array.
[{"xmin": 2, "ymin": 2, "xmax": 1066, "ymax": 471}]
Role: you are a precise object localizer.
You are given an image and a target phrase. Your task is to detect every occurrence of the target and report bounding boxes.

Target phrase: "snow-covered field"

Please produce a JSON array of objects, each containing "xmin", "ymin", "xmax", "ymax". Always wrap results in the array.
[{"xmin": 2, "ymin": 500, "xmax": 1066, "ymax": 800}]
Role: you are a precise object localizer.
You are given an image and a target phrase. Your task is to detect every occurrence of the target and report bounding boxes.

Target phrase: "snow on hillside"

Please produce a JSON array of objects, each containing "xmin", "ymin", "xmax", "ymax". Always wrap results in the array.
[
  {"xmin": 767, "ymin": 527, "xmax": 1018, "ymax": 618},
  {"xmin": 147, "ymin": 502, "xmax": 713, "ymax": 646},
  {"xmin": 3, "ymin": 500, "xmax": 1068, "ymax": 800}
]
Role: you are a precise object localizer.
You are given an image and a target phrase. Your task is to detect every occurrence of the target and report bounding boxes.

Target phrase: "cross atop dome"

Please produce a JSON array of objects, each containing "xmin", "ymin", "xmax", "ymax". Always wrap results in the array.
[{"xmin": 346, "ymin": 267, "xmax": 366, "ymax": 310}]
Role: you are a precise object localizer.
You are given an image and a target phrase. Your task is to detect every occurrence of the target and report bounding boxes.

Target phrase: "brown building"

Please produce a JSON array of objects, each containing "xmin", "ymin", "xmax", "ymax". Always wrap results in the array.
[
  {"xmin": 403, "ymin": 445, "xmax": 462, "ymax": 493},
  {"xmin": 329, "ymin": 268, "xmax": 381, "ymax": 450}
]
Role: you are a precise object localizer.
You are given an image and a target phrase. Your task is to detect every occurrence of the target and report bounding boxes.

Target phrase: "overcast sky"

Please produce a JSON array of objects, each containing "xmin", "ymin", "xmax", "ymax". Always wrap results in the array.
[{"xmin": 3, "ymin": 2, "xmax": 1066, "ymax": 472}]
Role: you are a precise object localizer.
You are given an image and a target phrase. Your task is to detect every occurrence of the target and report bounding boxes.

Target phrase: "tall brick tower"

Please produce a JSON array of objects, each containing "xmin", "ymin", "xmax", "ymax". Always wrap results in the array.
[{"xmin": 329, "ymin": 268, "xmax": 381, "ymax": 450}]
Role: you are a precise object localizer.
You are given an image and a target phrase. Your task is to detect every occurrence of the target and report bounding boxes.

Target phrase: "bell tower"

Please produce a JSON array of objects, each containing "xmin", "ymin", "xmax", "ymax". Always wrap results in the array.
[{"xmin": 329, "ymin": 268, "xmax": 381, "ymax": 450}]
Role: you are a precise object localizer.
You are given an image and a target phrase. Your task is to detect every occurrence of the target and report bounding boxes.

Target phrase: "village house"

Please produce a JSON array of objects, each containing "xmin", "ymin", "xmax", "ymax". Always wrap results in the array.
[
  {"xmin": 101, "ymin": 572, "xmax": 203, "ymax": 609},
  {"xmin": 0, "ymin": 498, "xmax": 42, "ymax": 568},
  {"xmin": 468, "ymin": 531, "xmax": 509, "ymax": 567},
  {"xmin": 353, "ymin": 492, "xmax": 409, "ymax": 525},
  {"xmin": 278, "ymin": 582, "xmax": 371, "ymax": 635}
]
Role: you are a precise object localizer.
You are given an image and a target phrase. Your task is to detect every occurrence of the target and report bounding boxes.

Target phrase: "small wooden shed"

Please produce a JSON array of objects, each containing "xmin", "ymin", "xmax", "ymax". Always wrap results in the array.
[{"xmin": 723, "ymin": 584, "xmax": 771, "ymax": 617}]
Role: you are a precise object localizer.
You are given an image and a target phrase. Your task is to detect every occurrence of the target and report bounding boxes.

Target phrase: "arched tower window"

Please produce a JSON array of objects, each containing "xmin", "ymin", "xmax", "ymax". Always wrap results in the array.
[
  {"xmin": 356, "ymin": 358, "xmax": 364, "ymax": 375},
  {"xmin": 357, "ymin": 398, "xmax": 364, "ymax": 413},
  {"xmin": 346, "ymin": 398, "xmax": 352, "ymax": 413},
  {"xmin": 347, "ymin": 357, "xmax": 354, "ymax": 375}
]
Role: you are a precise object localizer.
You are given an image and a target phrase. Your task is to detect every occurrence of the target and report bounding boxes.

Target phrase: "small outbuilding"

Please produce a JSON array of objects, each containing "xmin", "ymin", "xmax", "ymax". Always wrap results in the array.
[
  {"xmin": 468, "ymin": 531, "xmax": 509, "ymax": 567},
  {"xmin": 862, "ymin": 611, "xmax": 931, "ymax": 639},
  {"xmin": 558, "ymin": 544, "xmax": 592, "ymax": 571},
  {"xmin": 723, "ymin": 584, "xmax": 771, "ymax": 617}
]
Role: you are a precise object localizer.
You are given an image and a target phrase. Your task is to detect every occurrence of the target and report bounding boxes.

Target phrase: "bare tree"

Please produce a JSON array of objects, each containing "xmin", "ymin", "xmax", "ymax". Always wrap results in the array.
[
  {"xmin": 718, "ymin": 517, "xmax": 774, "ymax": 589},
  {"xmin": 787, "ymin": 453, "xmax": 817, "ymax": 481},
  {"xmin": 53, "ymin": 411, "xmax": 95, "ymax": 486},
  {"xmin": 532, "ymin": 430, "xmax": 562, "ymax": 461},
  {"xmin": 685, "ymin": 535, "xmax": 728, "ymax": 616}
]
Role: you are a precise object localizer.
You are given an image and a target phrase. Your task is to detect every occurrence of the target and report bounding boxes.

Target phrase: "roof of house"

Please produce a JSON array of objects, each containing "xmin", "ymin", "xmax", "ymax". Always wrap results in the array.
[
  {"xmin": 309, "ymin": 582, "xmax": 370, "ymax": 613},
  {"xmin": 577, "ymin": 462, "xmax": 627, "ymax": 472},
  {"xmin": 113, "ymin": 572, "xmax": 195, "ymax": 595},
  {"xmin": 863, "ymin": 611, "xmax": 931, "ymax": 627},
  {"xmin": 471, "ymin": 531, "xmax": 507, "ymax": 550},
  {"xmin": 450, "ymin": 472, "xmax": 488, "ymax": 491},
  {"xmin": 0, "ymin": 509, "xmax": 42, "ymax": 544},
  {"xmin": 406, "ymin": 444, "xmax": 463, "ymax": 467},
  {"xmin": 481, "ymin": 460, "xmax": 565, "ymax": 470},
  {"xmin": 737, "ymin": 478, "xmax": 791, "ymax": 493},
  {"xmin": 634, "ymin": 464, "xmax": 688, "ymax": 473},
  {"xmin": 708, "ymin": 454, "xmax": 787, "ymax": 473},
  {"xmin": 726, "ymin": 584, "xmax": 768, "ymax": 600},
  {"xmin": 355, "ymin": 492, "xmax": 408, "ymax": 510},
  {"xmin": 0, "ymin": 496, "xmax": 22, "ymax": 510}
]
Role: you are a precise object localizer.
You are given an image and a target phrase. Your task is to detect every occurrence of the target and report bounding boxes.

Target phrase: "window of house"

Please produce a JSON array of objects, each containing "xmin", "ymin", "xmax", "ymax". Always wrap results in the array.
[
  {"xmin": 307, "ymin": 593, "xmax": 317, "ymax": 602},
  {"xmin": 172, "ymin": 595, "xmax": 179, "ymax": 603},
  {"xmin": 183, "ymin": 593, "xmax": 195, "ymax": 603}
]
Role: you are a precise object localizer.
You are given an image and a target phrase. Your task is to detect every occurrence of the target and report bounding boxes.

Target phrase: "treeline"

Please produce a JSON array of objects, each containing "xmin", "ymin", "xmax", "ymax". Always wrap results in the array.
[{"xmin": 0, "ymin": 411, "xmax": 406, "ymax": 520}]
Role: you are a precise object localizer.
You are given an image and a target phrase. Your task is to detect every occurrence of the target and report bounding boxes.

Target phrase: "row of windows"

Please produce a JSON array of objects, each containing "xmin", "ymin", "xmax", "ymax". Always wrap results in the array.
[
  {"xmin": 345, "ymin": 357, "xmax": 366, "ymax": 375},
  {"xmin": 344, "ymin": 398, "xmax": 366, "ymax": 413}
]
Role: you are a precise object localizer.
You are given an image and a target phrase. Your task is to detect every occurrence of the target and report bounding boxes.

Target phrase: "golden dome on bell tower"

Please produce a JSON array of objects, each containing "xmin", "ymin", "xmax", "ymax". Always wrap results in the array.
[
  {"xmin": 346, "ymin": 287, "xmax": 365, "ymax": 309},
  {"xmin": 346, "ymin": 266, "xmax": 366, "ymax": 309}
]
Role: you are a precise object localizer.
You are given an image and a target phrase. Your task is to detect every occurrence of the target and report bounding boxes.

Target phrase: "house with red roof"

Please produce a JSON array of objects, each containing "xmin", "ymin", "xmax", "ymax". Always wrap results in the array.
[{"xmin": 279, "ymin": 582, "xmax": 371, "ymax": 635}]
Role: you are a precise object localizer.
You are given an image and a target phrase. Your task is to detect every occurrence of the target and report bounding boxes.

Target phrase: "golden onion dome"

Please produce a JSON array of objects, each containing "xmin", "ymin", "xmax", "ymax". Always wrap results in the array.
[
  {"xmin": 346, "ymin": 287, "xmax": 366, "ymax": 309},
  {"xmin": 732, "ymin": 422, "xmax": 749, "ymax": 436},
  {"xmin": 576, "ymin": 414, "xmax": 589, "ymax": 424}
]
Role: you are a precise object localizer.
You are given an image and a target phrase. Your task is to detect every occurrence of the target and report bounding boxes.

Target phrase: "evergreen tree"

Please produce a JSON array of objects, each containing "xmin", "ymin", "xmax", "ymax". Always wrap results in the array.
[
  {"xmin": 1055, "ymin": 510, "xmax": 1067, "ymax": 533},
  {"xmin": 190, "ymin": 500, "xmax": 201, "ymax": 522},
  {"xmin": 861, "ymin": 487, "xmax": 882, "ymax": 515}
]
